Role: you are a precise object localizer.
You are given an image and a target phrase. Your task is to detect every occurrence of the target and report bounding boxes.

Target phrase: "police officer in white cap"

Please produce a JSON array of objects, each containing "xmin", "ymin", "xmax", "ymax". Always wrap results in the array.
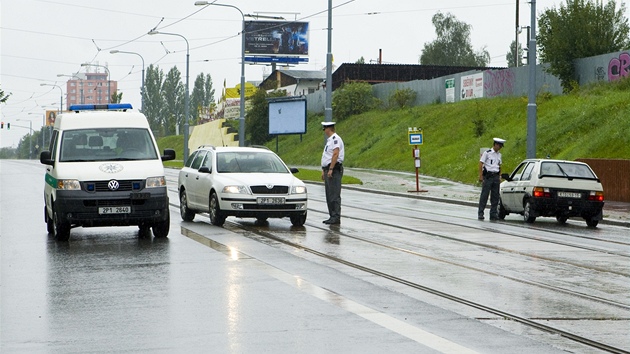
[
  {"xmin": 478, "ymin": 137, "xmax": 505, "ymax": 220},
  {"xmin": 321, "ymin": 121, "xmax": 345, "ymax": 224}
]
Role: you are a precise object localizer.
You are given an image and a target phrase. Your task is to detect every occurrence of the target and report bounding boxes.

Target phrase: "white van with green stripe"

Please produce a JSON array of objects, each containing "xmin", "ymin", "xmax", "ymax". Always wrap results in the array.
[{"xmin": 40, "ymin": 104, "xmax": 175, "ymax": 241}]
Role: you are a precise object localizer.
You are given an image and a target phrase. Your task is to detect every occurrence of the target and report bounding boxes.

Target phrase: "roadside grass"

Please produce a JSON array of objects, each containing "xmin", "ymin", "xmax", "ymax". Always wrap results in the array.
[{"xmin": 158, "ymin": 79, "xmax": 630, "ymax": 185}]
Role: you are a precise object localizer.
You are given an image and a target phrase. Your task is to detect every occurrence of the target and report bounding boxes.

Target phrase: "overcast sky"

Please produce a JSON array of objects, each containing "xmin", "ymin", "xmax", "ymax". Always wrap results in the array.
[{"xmin": 2, "ymin": 0, "xmax": 623, "ymax": 148}]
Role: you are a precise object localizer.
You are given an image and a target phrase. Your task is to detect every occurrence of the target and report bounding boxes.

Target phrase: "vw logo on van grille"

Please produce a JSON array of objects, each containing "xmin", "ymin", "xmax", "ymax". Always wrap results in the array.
[{"xmin": 108, "ymin": 180, "xmax": 120, "ymax": 191}]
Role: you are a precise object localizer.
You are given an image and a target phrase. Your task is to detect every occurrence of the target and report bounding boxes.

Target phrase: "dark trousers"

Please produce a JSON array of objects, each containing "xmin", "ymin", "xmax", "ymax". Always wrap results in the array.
[
  {"xmin": 324, "ymin": 165, "xmax": 343, "ymax": 220},
  {"xmin": 478, "ymin": 173, "xmax": 500, "ymax": 218}
]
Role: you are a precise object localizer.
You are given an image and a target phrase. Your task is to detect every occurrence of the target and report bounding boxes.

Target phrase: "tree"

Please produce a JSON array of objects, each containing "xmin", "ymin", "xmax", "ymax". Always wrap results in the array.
[
  {"xmin": 162, "ymin": 67, "xmax": 184, "ymax": 136},
  {"xmin": 191, "ymin": 74, "xmax": 206, "ymax": 123},
  {"xmin": 0, "ymin": 85, "xmax": 10, "ymax": 104},
  {"xmin": 506, "ymin": 40, "xmax": 525, "ymax": 67},
  {"xmin": 191, "ymin": 73, "xmax": 216, "ymax": 123},
  {"xmin": 538, "ymin": 0, "xmax": 630, "ymax": 92},
  {"xmin": 356, "ymin": 56, "xmax": 366, "ymax": 64},
  {"xmin": 143, "ymin": 65, "xmax": 165, "ymax": 135},
  {"xmin": 420, "ymin": 12, "xmax": 490, "ymax": 67},
  {"xmin": 246, "ymin": 89, "xmax": 287, "ymax": 145},
  {"xmin": 332, "ymin": 82, "xmax": 381, "ymax": 120},
  {"xmin": 111, "ymin": 91, "xmax": 123, "ymax": 103}
]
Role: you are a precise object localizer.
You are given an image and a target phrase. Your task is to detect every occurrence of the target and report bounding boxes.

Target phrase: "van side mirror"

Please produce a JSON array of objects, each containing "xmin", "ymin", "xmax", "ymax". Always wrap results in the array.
[
  {"xmin": 161, "ymin": 149, "xmax": 176, "ymax": 161},
  {"xmin": 40, "ymin": 151, "xmax": 54, "ymax": 166},
  {"xmin": 501, "ymin": 173, "xmax": 511, "ymax": 181},
  {"xmin": 198, "ymin": 166, "xmax": 211, "ymax": 173}
]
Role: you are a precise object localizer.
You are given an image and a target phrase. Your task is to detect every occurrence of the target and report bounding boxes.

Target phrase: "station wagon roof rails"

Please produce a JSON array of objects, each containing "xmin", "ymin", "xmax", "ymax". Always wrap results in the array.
[
  {"xmin": 250, "ymin": 145, "xmax": 270, "ymax": 150},
  {"xmin": 197, "ymin": 145, "xmax": 216, "ymax": 150},
  {"xmin": 68, "ymin": 103, "xmax": 133, "ymax": 112}
]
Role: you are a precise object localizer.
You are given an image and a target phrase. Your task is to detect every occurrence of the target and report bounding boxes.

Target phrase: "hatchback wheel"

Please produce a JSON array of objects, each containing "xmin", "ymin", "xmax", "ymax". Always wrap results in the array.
[
  {"xmin": 585, "ymin": 217, "xmax": 599, "ymax": 228},
  {"xmin": 556, "ymin": 215, "xmax": 568, "ymax": 224},
  {"xmin": 209, "ymin": 192, "xmax": 226, "ymax": 226},
  {"xmin": 180, "ymin": 190, "xmax": 195, "ymax": 221},
  {"xmin": 523, "ymin": 201, "xmax": 536, "ymax": 223}
]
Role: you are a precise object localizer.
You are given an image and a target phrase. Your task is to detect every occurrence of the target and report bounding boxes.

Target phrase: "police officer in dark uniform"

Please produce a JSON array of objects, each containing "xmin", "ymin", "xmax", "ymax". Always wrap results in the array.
[
  {"xmin": 478, "ymin": 137, "xmax": 505, "ymax": 220},
  {"xmin": 321, "ymin": 121, "xmax": 344, "ymax": 224}
]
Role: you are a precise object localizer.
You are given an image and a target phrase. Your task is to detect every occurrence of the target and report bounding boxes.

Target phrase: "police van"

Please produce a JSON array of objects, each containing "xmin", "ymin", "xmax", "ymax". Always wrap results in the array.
[{"xmin": 39, "ymin": 103, "xmax": 176, "ymax": 241}]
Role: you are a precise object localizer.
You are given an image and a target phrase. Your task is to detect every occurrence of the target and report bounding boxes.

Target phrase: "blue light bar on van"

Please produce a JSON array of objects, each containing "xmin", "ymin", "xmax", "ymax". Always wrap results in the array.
[{"xmin": 69, "ymin": 103, "xmax": 133, "ymax": 111}]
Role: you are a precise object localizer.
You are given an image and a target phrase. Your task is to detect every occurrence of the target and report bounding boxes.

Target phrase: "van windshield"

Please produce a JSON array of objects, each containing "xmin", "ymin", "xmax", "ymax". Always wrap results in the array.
[{"xmin": 59, "ymin": 128, "xmax": 159, "ymax": 162}]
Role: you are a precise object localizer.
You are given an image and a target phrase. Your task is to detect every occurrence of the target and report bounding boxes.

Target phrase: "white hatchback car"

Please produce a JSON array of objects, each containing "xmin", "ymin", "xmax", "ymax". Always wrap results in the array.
[
  {"xmin": 178, "ymin": 146, "xmax": 308, "ymax": 226},
  {"xmin": 499, "ymin": 159, "xmax": 605, "ymax": 227}
]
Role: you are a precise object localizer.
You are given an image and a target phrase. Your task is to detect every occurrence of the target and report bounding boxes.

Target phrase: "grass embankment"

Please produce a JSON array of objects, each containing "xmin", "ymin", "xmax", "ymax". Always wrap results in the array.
[{"xmin": 158, "ymin": 79, "xmax": 630, "ymax": 185}]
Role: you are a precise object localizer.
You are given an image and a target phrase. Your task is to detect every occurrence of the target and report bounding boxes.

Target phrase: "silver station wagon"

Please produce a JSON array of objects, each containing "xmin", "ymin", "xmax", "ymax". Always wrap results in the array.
[
  {"xmin": 499, "ymin": 159, "xmax": 605, "ymax": 227},
  {"xmin": 178, "ymin": 146, "xmax": 308, "ymax": 227}
]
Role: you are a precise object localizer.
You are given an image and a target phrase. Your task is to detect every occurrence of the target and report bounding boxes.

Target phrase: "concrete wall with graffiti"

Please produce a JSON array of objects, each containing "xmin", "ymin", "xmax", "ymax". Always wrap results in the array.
[{"xmin": 305, "ymin": 49, "xmax": 630, "ymax": 113}]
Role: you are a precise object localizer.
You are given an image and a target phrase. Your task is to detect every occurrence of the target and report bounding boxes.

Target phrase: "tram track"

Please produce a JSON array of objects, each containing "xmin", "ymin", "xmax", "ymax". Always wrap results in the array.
[{"xmin": 191, "ymin": 219, "xmax": 630, "ymax": 354}]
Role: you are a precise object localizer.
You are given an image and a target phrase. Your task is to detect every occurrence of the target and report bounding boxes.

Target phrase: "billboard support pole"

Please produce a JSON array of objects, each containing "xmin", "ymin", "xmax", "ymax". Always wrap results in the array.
[{"xmin": 324, "ymin": 0, "xmax": 333, "ymax": 123}]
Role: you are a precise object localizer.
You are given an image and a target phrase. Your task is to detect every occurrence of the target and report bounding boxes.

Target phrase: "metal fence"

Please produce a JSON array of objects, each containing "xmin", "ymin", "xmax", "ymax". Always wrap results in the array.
[{"xmin": 577, "ymin": 159, "xmax": 630, "ymax": 202}]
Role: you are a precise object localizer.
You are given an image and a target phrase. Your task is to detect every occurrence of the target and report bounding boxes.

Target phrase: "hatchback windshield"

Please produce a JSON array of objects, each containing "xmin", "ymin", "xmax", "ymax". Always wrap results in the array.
[
  {"xmin": 60, "ymin": 128, "xmax": 158, "ymax": 162},
  {"xmin": 216, "ymin": 151, "xmax": 289, "ymax": 173}
]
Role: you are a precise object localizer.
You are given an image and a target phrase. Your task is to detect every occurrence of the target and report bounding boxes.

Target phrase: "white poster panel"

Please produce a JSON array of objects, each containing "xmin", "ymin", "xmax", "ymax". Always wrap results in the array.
[{"xmin": 461, "ymin": 73, "xmax": 484, "ymax": 100}]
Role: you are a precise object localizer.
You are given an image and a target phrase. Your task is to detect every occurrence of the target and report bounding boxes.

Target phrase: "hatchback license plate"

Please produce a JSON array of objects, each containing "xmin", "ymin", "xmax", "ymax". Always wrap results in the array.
[
  {"xmin": 99, "ymin": 206, "xmax": 131, "ymax": 214},
  {"xmin": 257, "ymin": 197, "xmax": 285, "ymax": 205},
  {"xmin": 558, "ymin": 191, "xmax": 581, "ymax": 198}
]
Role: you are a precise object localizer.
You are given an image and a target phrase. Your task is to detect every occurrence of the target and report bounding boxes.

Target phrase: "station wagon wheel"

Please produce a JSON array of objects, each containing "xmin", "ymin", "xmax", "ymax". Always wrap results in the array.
[
  {"xmin": 523, "ymin": 200, "xmax": 536, "ymax": 223},
  {"xmin": 290, "ymin": 213, "xmax": 307, "ymax": 227},
  {"xmin": 209, "ymin": 192, "xmax": 226, "ymax": 226},
  {"xmin": 179, "ymin": 190, "xmax": 195, "ymax": 221},
  {"xmin": 556, "ymin": 215, "xmax": 568, "ymax": 224},
  {"xmin": 53, "ymin": 207, "xmax": 70, "ymax": 241}
]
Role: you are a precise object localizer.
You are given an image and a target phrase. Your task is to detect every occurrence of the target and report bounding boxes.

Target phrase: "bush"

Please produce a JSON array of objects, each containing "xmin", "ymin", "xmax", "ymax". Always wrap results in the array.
[
  {"xmin": 388, "ymin": 88, "xmax": 417, "ymax": 109},
  {"xmin": 332, "ymin": 82, "xmax": 381, "ymax": 121}
]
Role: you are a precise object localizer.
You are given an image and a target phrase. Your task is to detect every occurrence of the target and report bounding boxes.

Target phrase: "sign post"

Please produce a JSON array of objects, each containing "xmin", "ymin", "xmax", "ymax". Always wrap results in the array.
[{"xmin": 408, "ymin": 127, "xmax": 427, "ymax": 193}]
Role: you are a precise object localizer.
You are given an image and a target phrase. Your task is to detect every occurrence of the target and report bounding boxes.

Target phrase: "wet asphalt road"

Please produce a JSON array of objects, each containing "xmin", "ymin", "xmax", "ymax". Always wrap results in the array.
[{"xmin": 1, "ymin": 160, "xmax": 628, "ymax": 353}]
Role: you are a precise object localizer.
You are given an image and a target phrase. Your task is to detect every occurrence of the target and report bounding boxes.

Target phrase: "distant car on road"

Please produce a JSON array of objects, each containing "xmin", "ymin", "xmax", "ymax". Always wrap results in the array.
[
  {"xmin": 499, "ymin": 159, "xmax": 604, "ymax": 227},
  {"xmin": 178, "ymin": 146, "xmax": 308, "ymax": 226}
]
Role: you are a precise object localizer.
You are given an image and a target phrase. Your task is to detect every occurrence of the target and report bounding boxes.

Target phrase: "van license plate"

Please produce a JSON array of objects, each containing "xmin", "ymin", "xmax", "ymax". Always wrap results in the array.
[
  {"xmin": 257, "ymin": 197, "xmax": 285, "ymax": 205},
  {"xmin": 558, "ymin": 192, "xmax": 581, "ymax": 198},
  {"xmin": 99, "ymin": 206, "xmax": 131, "ymax": 214}
]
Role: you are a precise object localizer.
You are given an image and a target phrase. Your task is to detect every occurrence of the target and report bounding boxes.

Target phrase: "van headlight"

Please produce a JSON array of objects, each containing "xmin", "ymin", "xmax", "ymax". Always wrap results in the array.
[
  {"xmin": 223, "ymin": 185, "xmax": 249, "ymax": 194},
  {"xmin": 291, "ymin": 186, "xmax": 307, "ymax": 194},
  {"xmin": 146, "ymin": 176, "xmax": 166, "ymax": 188},
  {"xmin": 57, "ymin": 179, "xmax": 81, "ymax": 190}
]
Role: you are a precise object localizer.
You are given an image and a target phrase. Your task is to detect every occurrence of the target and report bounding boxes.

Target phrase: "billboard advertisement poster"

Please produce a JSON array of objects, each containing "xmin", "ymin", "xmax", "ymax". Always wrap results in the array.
[
  {"xmin": 461, "ymin": 73, "xmax": 484, "ymax": 100},
  {"xmin": 244, "ymin": 21, "xmax": 309, "ymax": 56},
  {"xmin": 46, "ymin": 110, "xmax": 57, "ymax": 126},
  {"xmin": 268, "ymin": 97, "xmax": 307, "ymax": 135}
]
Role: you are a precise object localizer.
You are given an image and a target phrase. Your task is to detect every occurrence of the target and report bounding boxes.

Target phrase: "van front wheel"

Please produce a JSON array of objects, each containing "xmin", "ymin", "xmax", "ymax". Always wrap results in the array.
[
  {"xmin": 152, "ymin": 213, "xmax": 170, "ymax": 238},
  {"xmin": 53, "ymin": 209, "xmax": 70, "ymax": 241}
]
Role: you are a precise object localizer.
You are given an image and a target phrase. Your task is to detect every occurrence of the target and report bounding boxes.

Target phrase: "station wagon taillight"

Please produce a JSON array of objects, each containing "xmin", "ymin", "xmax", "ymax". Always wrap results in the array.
[
  {"xmin": 533, "ymin": 187, "xmax": 551, "ymax": 198},
  {"xmin": 588, "ymin": 191, "xmax": 604, "ymax": 202}
]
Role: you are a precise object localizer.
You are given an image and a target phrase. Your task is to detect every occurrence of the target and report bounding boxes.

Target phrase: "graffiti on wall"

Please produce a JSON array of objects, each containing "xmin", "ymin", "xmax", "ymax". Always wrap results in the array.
[
  {"xmin": 483, "ymin": 69, "xmax": 516, "ymax": 98},
  {"xmin": 608, "ymin": 52, "xmax": 630, "ymax": 81}
]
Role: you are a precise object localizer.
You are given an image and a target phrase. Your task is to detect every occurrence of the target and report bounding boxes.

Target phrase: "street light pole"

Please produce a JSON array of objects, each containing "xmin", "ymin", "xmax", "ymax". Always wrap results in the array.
[
  {"xmin": 148, "ymin": 30, "xmax": 190, "ymax": 163},
  {"xmin": 195, "ymin": 1, "xmax": 246, "ymax": 147},
  {"xmin": 110, "ymin": 50, "xmax": 145, "ymax": 112},
  {"xmin": 57, "ymin": 73, "xmax": 84, "ymax": 105},
  {"xmin": 325, "ymin": 0, "xmax": 333, "ymax": 123},
  {"xmin": 81, "ymin": 63, "xmax": 111, "ymax": 103},
  {"xmin": 39, "ymin": 83, "xmax": 63, "ymax": 145}
]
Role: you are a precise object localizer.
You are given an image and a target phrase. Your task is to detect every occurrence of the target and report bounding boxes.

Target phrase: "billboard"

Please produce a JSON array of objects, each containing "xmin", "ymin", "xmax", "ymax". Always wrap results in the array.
[
  {"xmin": 46, "ymin": 110, "xmax": 57, "ymax": 126},
  {"xmin": 268, "ymin": 97, "xmax": 306, "ymax": 135},
  {"xmin": 244, "ymin": 21, "xmax": 309, "ymax": 56},
  {"xmin": 461, "ymin": 73, "xmax": 484, "ymax": 100}
]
